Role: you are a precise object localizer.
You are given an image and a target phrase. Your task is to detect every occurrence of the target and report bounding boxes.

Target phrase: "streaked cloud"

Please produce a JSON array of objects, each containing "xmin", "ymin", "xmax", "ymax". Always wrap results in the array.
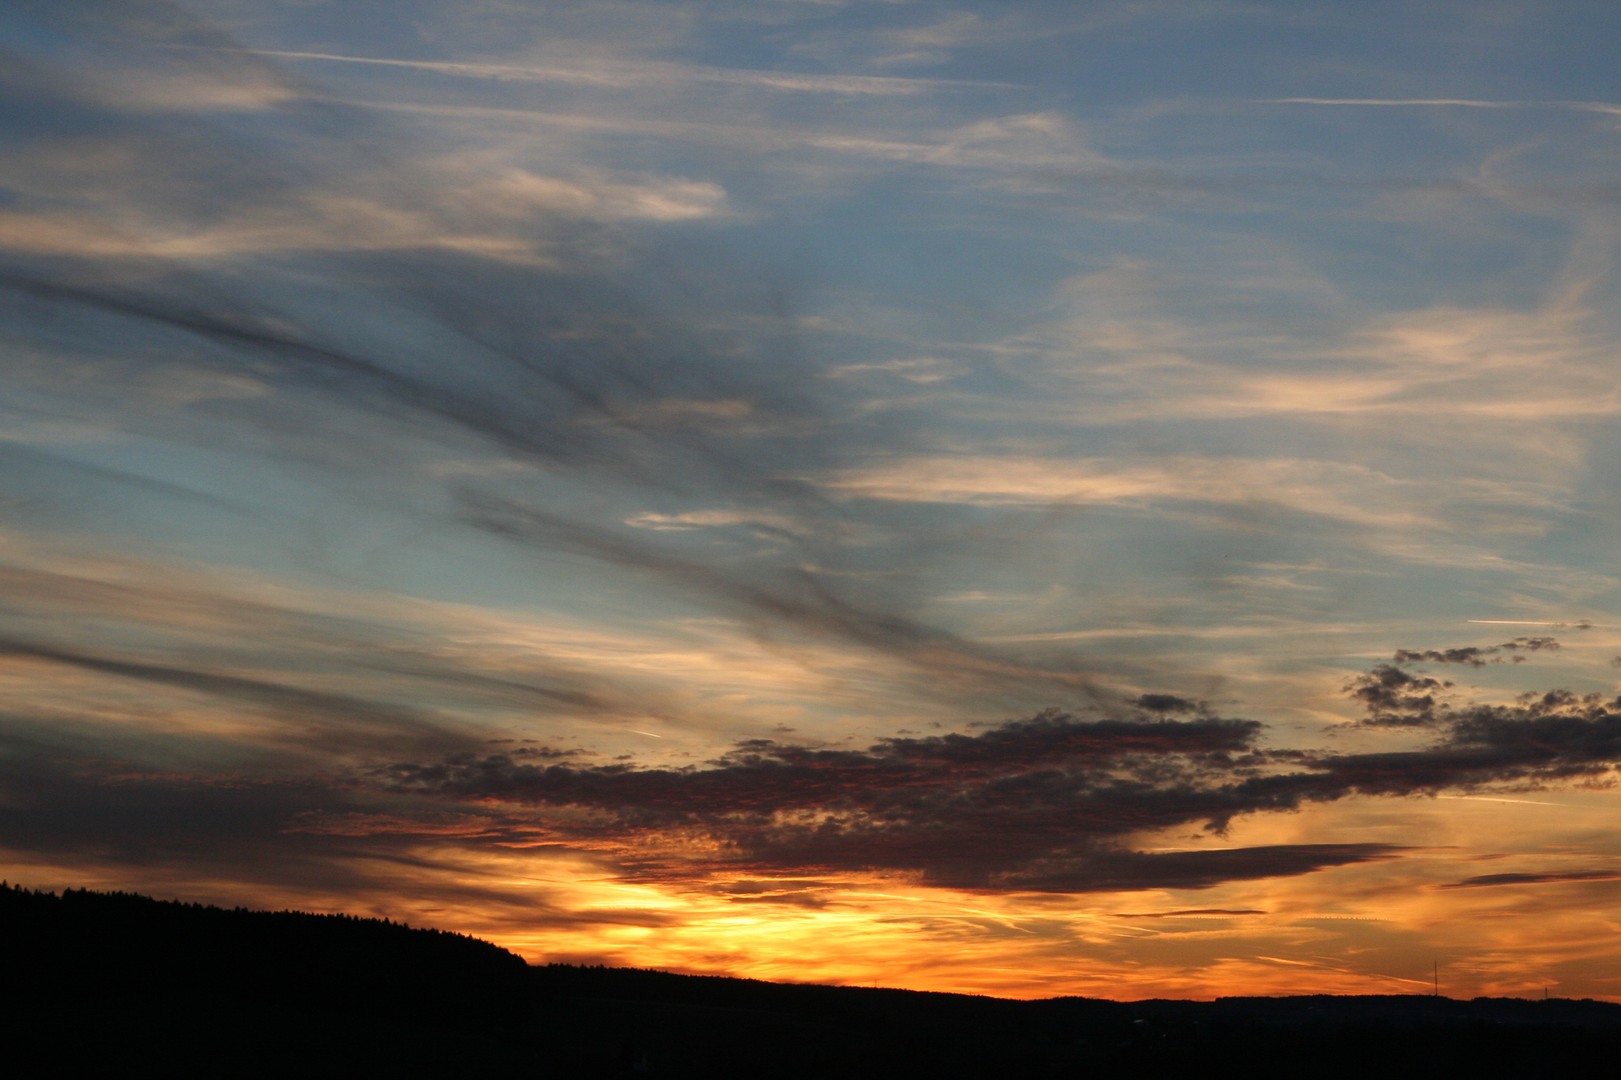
[
  {"xmin": 817, "ymin": 454, "xmax": 1435, "ymax": 529},
  {"xmin": 1438, "ymin": 869, "xmax": 1621, "ymax": 890}
]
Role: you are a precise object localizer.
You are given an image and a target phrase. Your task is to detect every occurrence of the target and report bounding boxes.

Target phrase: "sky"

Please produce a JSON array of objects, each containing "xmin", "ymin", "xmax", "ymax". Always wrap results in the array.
[{"xmin": 4, "ymin": 0, "xmax": 1621, "ymax": 1002}]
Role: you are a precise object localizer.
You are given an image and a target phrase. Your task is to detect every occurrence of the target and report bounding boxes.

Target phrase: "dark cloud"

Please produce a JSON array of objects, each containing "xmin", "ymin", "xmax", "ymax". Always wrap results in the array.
[
  {"xmin": 369, "ymin": 663, "xmax": 1621, "ymax": 894},
  {"xmin": 1239, "ymin": 689, "xmax": 1621, "ymax": 813},
  {"xmin": 1445, "ymin": 695, "xmax": 1621, "ymax": 772},
  {"xmin": 1393, "ymin": 637, "xmax": 1559, "ymax": 668},
  {"xmin": 1350, "ymin": 639, "xmax": 1571, "ymax": 727},
  {"xmin": 374, "ymin": 710, "xmax": 1281, "ymax": 890},
  {"xmin": 378, "ymin": 710, "xmax": 1259, "ymax": 820},
  {"xmin": 1345, "ymin": 664, "xmax": 1450, "ymax": 725},
  {"xmin": 1437, "ymin": 869, "xmax": 1621, "ymax": 890},
  {"xmin": 1134, "ymin": 693, "xmax": 1200, "ymax": 713},
  {"xmin": 1392, "ymin": 647, "xmax": 1491, "ymax": 667}
]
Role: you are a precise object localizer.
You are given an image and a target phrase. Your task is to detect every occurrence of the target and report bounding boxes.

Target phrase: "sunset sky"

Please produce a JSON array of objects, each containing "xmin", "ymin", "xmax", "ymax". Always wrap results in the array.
[{"xmin": 6, "ymin": 0, "xmax": 1621, "ymax": 1001}]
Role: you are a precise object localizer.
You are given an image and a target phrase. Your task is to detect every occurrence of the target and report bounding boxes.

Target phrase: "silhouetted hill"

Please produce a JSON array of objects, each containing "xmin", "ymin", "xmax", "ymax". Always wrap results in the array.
[
  {"xmin": 4, "ymin": 882, "xmax": 526, "ymax": 1005},
  {"xmin": 3, "ymin": 882, "xmax": 528, "ymax": 1075},
  {"xmin": 7, "ymin": 883, "xmax": 1620, "ymax": 1077}
]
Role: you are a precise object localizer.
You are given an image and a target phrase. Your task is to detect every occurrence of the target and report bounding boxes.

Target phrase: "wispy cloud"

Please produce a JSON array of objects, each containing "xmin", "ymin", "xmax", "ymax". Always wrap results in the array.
[
  {"xmin": 1267, "ymin": 97, "xmax": 1621, "ymax": 117},
  {"xmin": 816, "ymin": 454, "xmax": 1436, "ymax": 531},
  {"xmin": 182, "ymin": 46, "xmax": 998, "ymax": 97}
]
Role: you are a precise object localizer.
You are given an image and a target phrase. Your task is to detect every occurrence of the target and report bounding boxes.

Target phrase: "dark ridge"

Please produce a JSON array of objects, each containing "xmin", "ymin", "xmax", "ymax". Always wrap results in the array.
[{"xmin": 7, "ymin": 883, "xmax": 1621, "ymax": 1077}]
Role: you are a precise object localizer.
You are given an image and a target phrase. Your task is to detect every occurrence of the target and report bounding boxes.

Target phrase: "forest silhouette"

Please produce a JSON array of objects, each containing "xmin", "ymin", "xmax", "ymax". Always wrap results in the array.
[{"xmin": 7, "ymin": 883, "xmax": 1619, "ymax": 1076}]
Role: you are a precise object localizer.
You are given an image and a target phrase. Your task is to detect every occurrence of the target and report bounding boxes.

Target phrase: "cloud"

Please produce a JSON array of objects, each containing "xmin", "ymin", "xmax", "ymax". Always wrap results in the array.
[
  {"xmin": 0, "ymin": 223, "xmax": 815, "ymax": 494},
  {"xmin": 1345, "ymin": 665, "xmax": 1451, "ymax": 726},
  {"xmin": 0, "ymin": 551, "xmax": 752, "ymax": 759},
  {"xmin": 1134, "ymin": 693, "xmax": 1201, "ymax": 714},
  {"xmin": 0, "ymin": 126, "xmax": 727, "ymax": 264},
  {"xmin": 0, "ymin": 635, "xmax": 454, "ymax": 747},
  {"xmin": 0, "ymin": 12, "xmax": 771, "ymax": 472},
  {"xmin": 995, "ymin": 258, "xmax": 1621, "ymax": 449},
  {"xmin": 805, "ymin": 112, "xmax": 1108, "ymax": 172},
  {"xmin": 1267, "ymin": 98, "xmax": 1621, "ymax": 116},
  {"xmin": 0, "ymin": 442, "xmax": 253, "ymax": 515},
  {"xmin": 189, "ymin": 46, "xmax": 990, "ymax": 97},
  {"xmin": 815, "ymin": 454, "xmax": 1436, "ymax": 532},
  {"xmin": 1350, "ymin": 638, "xmax": 1569, "ymax": 724},
  {"xmin": 482, "ymin": 170, "xmax": 729, "ymax": 223},
  {"xmin": 0, "ymin": 733, "xmax": 339, "ymax": 863},
  {"xmin": 1436, "ymin": 869, "xmax": 1621, "ymax": 890},
  {"xmin": 0, "ymin": 727, "xmax": 682, "ymax": 940},
  {"xmin": 454, "ymin": 491, "xmax": 1106, "ymax": 704},
  {"xmin": 623, "ymin": 508, "xmax": 806, "ymax": 536},
  {"xmin": 373, "ymin": 708, "xmax": 1288, "ymax": 891},
  {"xmin": 11, "ymin": 649, "xmax": 1616, "ymax": 977},
  {"xmin": 1393, "ymin": 637, "xmax": 1559, "ymax": 667},
  {"xmin": 3, "ymin": 3, "xmax": 303, "ymax": 114},
  {"xmin": 1111, "ymin": 908, "xmax": 1267, "ymax": 918},
  {"xmin": 799, "ymin": 2, "xmax": 1247, "ymax": 71},
  {"xmin": 366, "ymin": 655, "xmax": 1621, "ymax": 894},
  {"xmin": 1001, "ymin": 844, "xmax": 1406, "ymax": 893}
]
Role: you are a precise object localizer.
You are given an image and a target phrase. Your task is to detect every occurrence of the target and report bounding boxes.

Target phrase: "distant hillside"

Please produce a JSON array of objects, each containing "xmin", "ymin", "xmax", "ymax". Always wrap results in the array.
[
  {"xmin": 7, "ymin": 883, "xmax": 1621, "ymax": 1077},
  {"xmin": 527, "ymin": 964, "xmax": 1621, "ymax": 1077}
]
